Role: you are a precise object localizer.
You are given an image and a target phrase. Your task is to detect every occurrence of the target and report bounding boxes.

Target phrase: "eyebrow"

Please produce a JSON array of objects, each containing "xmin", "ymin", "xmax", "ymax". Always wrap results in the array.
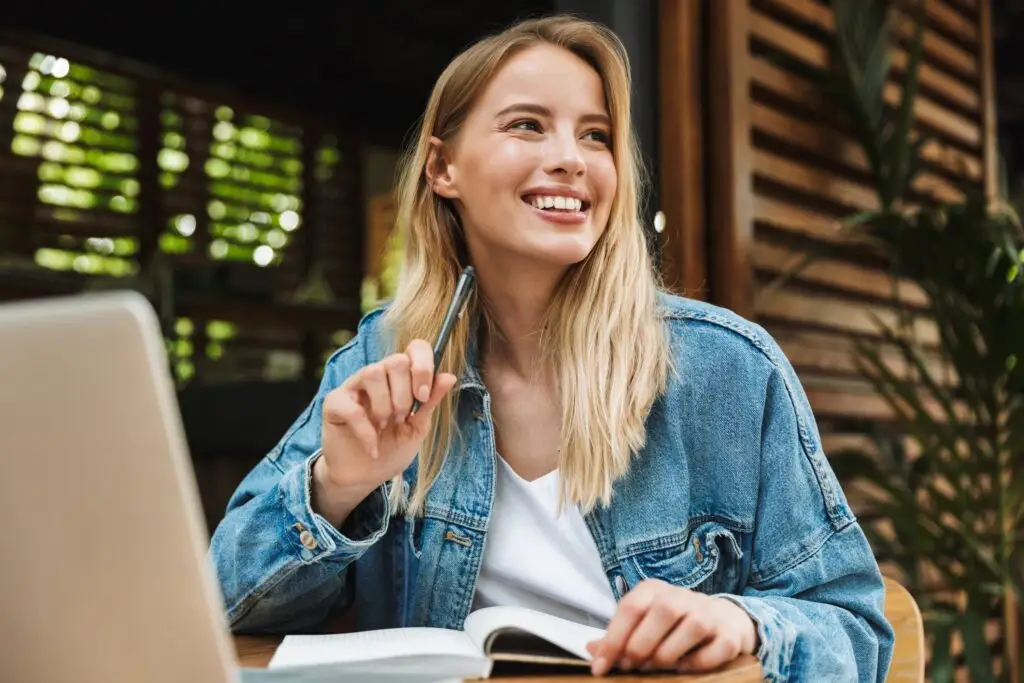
[{"xmin": 495, "ymin": 102, "xmax": 611, "ymax": 127}]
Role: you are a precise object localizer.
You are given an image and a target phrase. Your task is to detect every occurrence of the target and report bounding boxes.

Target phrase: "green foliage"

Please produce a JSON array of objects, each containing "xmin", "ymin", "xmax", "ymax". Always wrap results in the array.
[
  {"xmin": 9, "ymin": 53, "xmax": 330, "ymax": 275},
  {"xmin": 821, "ymin": 0, "xmax": 927, "ymax": 211},
  {"xmin": 165, "ymin": 317, "xmax": 237, "ymax": 384},
  {"xmin": 6, "ymin": 52, "xmax": 339, "ymax": 385},
  {"xmin": 818, "ymin": 1, "xmax": 1024, "ymax": 680},
  {"xmin": 157, "ymin": 97, "xmax": 306, "ymax": 267},
  {"xmin": 831, "ymin": 199, "xmax": 1023, "ymax": 683},
  {"xmin": 12, "ymin": 53, "xmax": 140, "ymax": 277}
]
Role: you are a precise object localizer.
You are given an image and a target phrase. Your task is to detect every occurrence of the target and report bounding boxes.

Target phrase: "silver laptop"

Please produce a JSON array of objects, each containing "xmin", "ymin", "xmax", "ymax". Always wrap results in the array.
[{"xmin": 0, "ymin": 291, "xmax": 238, "ymax": 683}]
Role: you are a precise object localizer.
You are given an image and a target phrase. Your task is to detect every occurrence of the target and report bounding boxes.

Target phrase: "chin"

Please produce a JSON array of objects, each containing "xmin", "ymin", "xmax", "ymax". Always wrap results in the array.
[
  {"xmin": 483, "ymin": 228, "xmax": 602, "ymax": 269},
  {"xmin": 530, "ymin": 239, "xmax": 597, "ymax": 266}
]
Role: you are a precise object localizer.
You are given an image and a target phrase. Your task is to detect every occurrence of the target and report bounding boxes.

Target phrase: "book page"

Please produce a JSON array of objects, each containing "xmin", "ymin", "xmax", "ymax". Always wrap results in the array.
[
  {"xmin": 268, "ymin": 628, "xmax": 481, "ymax": 669},
  {"xmin": 242, "ymin": 666, "xmax": 464, "ymax": 683},
  {"xmin": 463, "ymin": 606, "xmax": 605, "ymax": 661}
]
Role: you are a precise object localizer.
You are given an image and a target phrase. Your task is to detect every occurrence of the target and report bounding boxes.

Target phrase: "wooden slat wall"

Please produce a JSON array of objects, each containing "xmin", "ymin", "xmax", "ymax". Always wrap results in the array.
[
  {"xmin": 661, "ymin": 0, "xmax": 1002, "ymax": 677},
  {"xmin": 739, "ymin": 0, "xmax": 987, "ymax": 434}
]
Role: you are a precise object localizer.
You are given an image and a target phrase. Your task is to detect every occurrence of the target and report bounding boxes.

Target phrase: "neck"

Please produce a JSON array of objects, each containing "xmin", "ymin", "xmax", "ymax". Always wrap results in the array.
[{"xmin": 474, "ymin": 260, "xmax": 562, "ymax": 381}]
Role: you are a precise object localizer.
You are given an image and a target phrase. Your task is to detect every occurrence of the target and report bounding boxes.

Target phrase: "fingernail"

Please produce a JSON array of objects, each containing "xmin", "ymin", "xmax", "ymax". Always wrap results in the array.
[
  {"xmin": 418, "ymin": 384, "xmax": 430, "ymax": 401},
  {"xmin": 620, "ymin": 658, "xmax": 633, "ymax": 672},
  {"xmin": 370, "ymin": 447, "xmax": 378, "ymax": 460},
  {"xmin": 396, "ymin": 413, "xmax": 407, "ymax": 423},
  {"xmin": 592, "ymin": 657, "xmax": 609, "ymax": 676}
]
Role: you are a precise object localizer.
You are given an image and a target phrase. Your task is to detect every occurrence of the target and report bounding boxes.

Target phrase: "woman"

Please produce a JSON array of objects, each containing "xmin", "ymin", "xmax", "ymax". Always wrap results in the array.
[{"xmin": 211, "ymin": 15, "xmax": 893, "ymax": 682}]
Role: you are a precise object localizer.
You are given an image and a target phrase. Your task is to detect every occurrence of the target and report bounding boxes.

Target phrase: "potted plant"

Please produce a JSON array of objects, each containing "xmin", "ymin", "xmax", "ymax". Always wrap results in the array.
[{"xmin": 783, "ymin": 1, "xmax": 1024, "ymax": 680}]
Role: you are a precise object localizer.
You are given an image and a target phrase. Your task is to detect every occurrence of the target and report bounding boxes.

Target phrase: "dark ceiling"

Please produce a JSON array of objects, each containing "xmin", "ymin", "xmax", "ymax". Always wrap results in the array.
[
  {"xmin": 2, "ymin": 0, "xmax": 1022, "ymax": 159},
  {"xmin": 1, "ymin": 0, "xmax": 554, "ymax": 148}
]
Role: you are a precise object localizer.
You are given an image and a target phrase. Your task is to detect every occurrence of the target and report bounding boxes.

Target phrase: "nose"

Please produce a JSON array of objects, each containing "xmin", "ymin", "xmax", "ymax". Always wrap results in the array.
[{"xmin": 543, "ymin": 128, "xmax": 586, "ymax": 177}]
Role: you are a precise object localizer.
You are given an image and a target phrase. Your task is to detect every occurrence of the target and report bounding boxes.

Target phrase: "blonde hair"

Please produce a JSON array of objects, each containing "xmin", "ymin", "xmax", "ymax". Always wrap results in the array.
[{"xmin": 383, "ymin": 14, "xmax": 671, "ymax": 514}]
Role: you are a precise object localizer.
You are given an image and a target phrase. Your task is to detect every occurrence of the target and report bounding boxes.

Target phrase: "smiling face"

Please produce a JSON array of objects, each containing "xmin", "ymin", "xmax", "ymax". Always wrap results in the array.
[{"xmin": 428, "ymin": 43, "xmax": 617, "ymax": 272}]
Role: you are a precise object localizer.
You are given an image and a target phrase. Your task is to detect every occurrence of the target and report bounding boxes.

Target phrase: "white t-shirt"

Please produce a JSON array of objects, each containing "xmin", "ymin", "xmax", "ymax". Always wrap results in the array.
[{"xmin": 471, "ymin": 455, "xmax": 617, "ymax": 628}]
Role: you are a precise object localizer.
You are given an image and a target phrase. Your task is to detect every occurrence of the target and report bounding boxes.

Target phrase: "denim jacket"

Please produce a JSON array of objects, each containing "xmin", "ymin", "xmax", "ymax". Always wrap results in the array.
[{"xmin": 210, "ymin": 293, "xmax": 894, "ymax": 682}]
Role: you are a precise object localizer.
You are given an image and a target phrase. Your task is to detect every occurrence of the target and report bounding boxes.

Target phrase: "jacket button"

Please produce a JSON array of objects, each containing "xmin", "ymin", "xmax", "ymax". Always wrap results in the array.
[
  {"xmin": 299, "ymin": 530, "xmax": 318, "ymax": 550},
  {"xmin": 615, "ymin": 575, "xmax": 628, "ymax": 595}
]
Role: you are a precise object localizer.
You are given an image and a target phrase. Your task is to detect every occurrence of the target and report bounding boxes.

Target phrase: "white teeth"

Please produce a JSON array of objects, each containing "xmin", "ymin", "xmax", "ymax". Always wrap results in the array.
[{"xmin": 529, "ymin": 195, "xmax": 584, "ymax": 211}]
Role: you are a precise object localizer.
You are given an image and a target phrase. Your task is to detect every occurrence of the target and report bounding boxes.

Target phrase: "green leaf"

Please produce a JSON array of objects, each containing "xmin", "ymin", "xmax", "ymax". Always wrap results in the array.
[
  {"xmin": 872, "ymin": 322, "xmax": 962, "ymax": 429},
  {"xmin": 1001, "ymin": 228, "xmax": 1023, "ymax": 273},
  {"xmin": 960, "ymin": 602, "xmax": 996, "ymax": 683},
  {"xmin": 839, "ymin": 210, "xmax": 887, "ymax": 229},
  {"xmin": 904, "ymin": 135, "xmax": 930, "ymax": 195},
  {"xmin": 853, "ymin": 4, "xmax": 890, "ymax": 128},
  {"xmin": 928, "ymin": 621, "xmax": 954, "ymax": 683},
  {"xmin": 828, "ymin": 0, "xmax": 890, "ymax": 184},
  {"xmin": 851, "ymin": 337, "xmax": 960, "ymax": 460},
  {"xmin": 884, "ymin": 3, "xmax": 925, "ymax": 206}
]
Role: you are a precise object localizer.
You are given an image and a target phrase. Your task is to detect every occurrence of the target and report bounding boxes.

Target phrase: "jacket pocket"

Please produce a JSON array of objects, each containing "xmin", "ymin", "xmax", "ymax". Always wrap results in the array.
[{"xmin": 623, "ymin": 521, "xmax": 744, "ymax": 595}]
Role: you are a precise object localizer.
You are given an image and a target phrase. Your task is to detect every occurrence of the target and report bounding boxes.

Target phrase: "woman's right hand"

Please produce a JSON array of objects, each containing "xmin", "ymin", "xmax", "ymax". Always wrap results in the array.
[{"xmin": 312, "ymin": 339, "xmax": 458, "ymax": 526}]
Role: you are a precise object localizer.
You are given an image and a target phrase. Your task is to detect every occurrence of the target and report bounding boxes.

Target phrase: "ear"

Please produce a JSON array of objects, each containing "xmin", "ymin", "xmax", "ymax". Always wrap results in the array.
[{"xmin": 425, "ymin": 136, "xmax": 460, "ymax": 199}]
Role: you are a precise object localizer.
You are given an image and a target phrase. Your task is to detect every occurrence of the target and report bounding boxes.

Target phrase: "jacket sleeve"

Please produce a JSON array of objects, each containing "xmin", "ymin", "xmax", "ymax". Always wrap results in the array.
[
  {"xmin": 718, "ymin": 359, "xmax": 895, "ymax": 683},
  {"xmin": 208, "ymin": 333, "xmax": 392, "ymax": 633}
]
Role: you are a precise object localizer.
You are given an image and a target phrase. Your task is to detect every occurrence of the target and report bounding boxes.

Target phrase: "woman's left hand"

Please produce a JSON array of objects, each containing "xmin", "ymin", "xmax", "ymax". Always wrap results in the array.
[{"xmin": 586, "ymin": 579, "xmax": 759, "ymax": 676}]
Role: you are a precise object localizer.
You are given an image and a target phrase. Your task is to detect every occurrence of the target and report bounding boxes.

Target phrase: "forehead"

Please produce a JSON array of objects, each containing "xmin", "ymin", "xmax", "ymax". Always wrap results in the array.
[{"xmin": 474, "ymin": 43, "xmax": 609, "ymax": 116}]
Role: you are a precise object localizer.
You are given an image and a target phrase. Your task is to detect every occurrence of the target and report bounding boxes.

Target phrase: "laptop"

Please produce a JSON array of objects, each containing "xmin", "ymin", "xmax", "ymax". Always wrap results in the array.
[{"xmin": 0, "ymin": 291, "xmax": 238, "ymax": 683}]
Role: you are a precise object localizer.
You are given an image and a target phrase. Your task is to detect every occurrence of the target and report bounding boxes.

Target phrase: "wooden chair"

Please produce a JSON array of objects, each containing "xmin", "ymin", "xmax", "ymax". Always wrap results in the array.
[{"xmin": 884, "ymin": 577, "xmax": 925, "ymax": 683}]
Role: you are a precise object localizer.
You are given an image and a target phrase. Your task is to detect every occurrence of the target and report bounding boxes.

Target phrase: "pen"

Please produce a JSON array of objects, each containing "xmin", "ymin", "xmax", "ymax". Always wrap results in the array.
[{"xmin": 409, "ymin": 265, "xmax": 476, "ymax": 416}]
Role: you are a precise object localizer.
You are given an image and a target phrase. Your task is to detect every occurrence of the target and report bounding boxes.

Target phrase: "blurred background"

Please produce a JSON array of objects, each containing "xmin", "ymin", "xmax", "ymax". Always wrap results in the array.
[{"xmin": 0, "ymin": 0, "xmax": 1020, "ymax": 680}]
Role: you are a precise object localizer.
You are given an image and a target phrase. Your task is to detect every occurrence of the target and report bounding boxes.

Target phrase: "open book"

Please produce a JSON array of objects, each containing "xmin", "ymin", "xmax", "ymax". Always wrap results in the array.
[{"xmin": 264, "ymin": 606, "xmax": 606, "ymax": 680}]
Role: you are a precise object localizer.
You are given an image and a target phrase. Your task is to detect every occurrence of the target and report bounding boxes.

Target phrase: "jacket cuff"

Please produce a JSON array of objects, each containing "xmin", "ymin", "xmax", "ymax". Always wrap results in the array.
[
  {"xmin": 714, "ymin": 594, "xmax": 796, "ymax": 683},
  {"xmin": 277, "ymin": 450, "xmax": 391, "ymax": 564}
]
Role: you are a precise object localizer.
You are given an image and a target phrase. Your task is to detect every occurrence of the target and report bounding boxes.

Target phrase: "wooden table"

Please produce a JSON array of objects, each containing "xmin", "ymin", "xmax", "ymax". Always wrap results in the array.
[{"xmin": 234, "ymin": 635, "xmax": 763, "ymax": 682}]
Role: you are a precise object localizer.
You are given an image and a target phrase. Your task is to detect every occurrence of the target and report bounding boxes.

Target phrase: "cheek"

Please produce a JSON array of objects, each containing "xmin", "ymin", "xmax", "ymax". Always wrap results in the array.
[
  {"xmin": 473, "ymin": 140, "xmax": 540, "ymax": 193},
  {"xmin": 591, "ymin": 155, "xmax": 618, "ymax": 208}
]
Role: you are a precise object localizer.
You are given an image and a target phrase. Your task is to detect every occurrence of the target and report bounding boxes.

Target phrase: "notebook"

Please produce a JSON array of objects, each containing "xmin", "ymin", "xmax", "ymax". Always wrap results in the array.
[{"xmin": 266, "ymin": 605, "xmax": 606, "ymax": 679}]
